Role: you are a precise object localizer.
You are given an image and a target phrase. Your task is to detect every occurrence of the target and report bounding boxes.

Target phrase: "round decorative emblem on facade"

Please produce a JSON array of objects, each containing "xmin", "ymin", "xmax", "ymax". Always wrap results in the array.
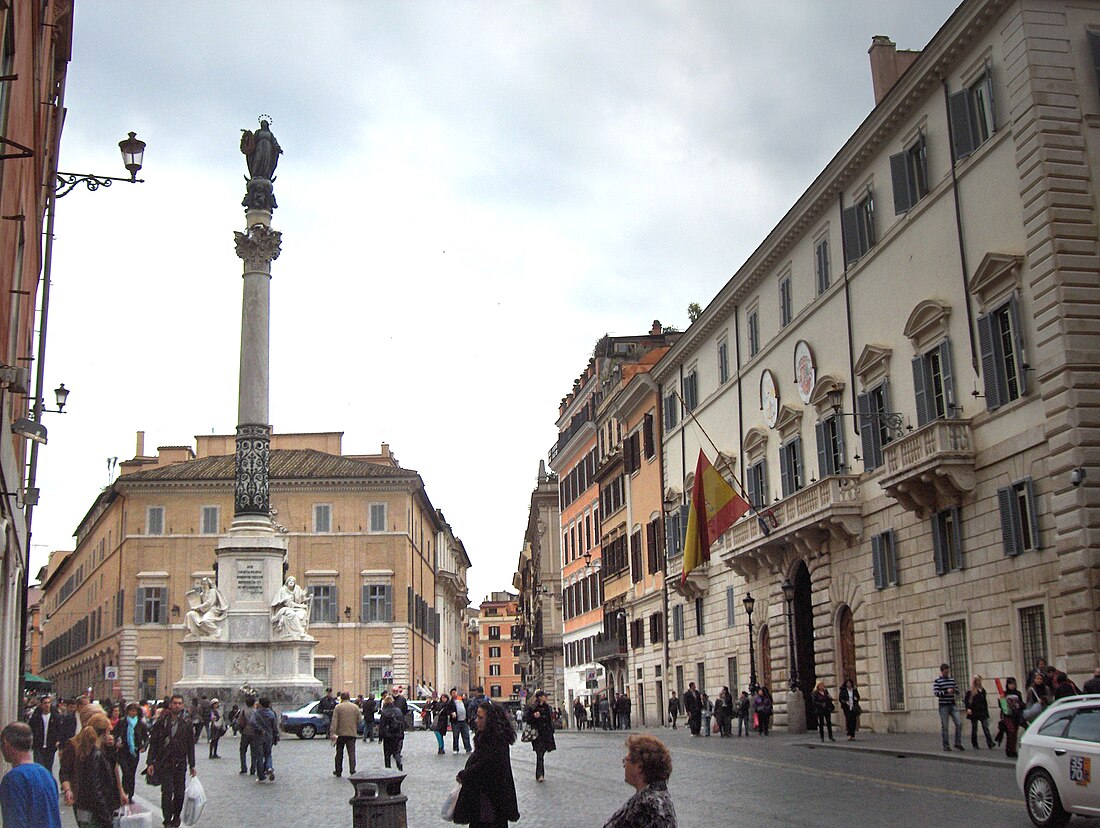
[
  {"xmin": 794, "ymin": 340, "xmax": 816, "ymax": 404},
  {"xmin": 760, "ymin": 369, "xmax": 779, "ymax": 428}
]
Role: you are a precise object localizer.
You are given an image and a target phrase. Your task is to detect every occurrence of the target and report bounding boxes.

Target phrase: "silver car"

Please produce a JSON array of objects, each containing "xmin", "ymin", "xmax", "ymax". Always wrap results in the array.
[{"xmin": 1016, "ymin": 693, "xmax": 1100, "ymax": 827}]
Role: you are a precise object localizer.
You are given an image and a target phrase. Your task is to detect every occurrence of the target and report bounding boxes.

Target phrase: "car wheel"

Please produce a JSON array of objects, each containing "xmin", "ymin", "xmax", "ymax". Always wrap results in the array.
[
  {"xmin": 299, "ymin": 724, "xmax": 316, "ymax": 740},
  {"xmin": 1025, "ymin": 769, "xmax": 1070, "ymax": 828}
]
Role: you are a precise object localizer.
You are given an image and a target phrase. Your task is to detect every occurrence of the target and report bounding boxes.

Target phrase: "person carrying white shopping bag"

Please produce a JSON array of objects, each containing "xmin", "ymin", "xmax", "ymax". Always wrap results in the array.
[{"xmin": 179, "ymin": 774, "xmax": 206, "ymax": 826}]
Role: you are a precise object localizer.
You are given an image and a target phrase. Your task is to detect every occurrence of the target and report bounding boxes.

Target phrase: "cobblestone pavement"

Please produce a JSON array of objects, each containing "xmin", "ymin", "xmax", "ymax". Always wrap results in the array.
[{"xmin": 59, "ymin": 726, "xmax": 1037, "ymax": 827}]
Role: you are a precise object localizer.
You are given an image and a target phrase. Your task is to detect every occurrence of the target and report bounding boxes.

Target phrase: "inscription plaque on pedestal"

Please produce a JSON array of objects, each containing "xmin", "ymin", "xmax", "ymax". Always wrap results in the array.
[{"xmin": 237, "ymin": 560, "xmax": 265, "ymax": 597}]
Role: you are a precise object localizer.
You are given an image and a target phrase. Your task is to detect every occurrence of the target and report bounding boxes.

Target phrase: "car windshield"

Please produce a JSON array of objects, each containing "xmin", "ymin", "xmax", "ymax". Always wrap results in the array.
[{"xmin": 1065, "ymin": 708, "xmax": 1100, "ymax": 743}]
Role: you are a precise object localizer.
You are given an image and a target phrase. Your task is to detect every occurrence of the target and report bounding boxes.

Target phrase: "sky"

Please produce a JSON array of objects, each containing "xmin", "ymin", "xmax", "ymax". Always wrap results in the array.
[{"xmin": 31, "ymin": 0, "xmax": 963, "ymax": 604}]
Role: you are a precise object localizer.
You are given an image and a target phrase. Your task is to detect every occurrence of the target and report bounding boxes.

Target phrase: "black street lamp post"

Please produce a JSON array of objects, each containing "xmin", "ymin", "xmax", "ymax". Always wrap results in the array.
[
  {"xmin": 781, "ymin": 578, "xmax": 799, "ymax": 691},
  {"xmin": 743, "ymin": 593, "xmax": 757, "ymax": 693}
]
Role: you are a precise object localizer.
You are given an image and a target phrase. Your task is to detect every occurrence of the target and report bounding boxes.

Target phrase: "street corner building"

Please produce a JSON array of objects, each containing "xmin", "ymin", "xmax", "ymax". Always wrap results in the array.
[{"xmin": 35, "ymin": 431, "xmax": 471, "ymax": 705}]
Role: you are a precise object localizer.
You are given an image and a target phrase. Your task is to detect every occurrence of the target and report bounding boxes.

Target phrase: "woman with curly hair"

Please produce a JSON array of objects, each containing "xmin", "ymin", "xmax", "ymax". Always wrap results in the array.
[
  {"xmin": 453, "ymin": 701, "xmax": 520, "ymax": 827},
  {"xmin": 72, "ymin": 713, "xmax": 125, "ymax": 828},
  {"xmin": 603, "ymin": 734, "xmax": 677, "ymax": 828}
]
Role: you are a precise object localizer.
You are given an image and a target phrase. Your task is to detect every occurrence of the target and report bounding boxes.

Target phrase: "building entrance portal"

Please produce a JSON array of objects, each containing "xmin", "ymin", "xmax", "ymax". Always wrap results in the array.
[{"xmin": 793, "ymin": 560, "xmax": 818, "ymax": 729}]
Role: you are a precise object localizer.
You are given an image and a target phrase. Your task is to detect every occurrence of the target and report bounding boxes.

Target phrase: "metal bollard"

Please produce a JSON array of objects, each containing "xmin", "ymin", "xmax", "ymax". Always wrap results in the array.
[{"xmin": 348, "ymin": 770, "xmax": 408, "ymax": 828}]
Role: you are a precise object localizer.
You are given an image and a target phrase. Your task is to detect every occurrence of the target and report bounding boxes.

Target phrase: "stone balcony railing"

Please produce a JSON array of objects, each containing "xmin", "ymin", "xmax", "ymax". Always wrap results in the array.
[
  {"xmin": 667, "ymin": 552, "xmax": 709, "ymax": 599},
  {"xmin": 879, "ymin": 419, "xmax": 976, "ymax": 517},
  {"xmin": 721, "ymin": 474, "xmax": 862, "ymax": 579},
  {"xmin": 593, "ymin": 636, "xmax": 628, "ymax": 661}
]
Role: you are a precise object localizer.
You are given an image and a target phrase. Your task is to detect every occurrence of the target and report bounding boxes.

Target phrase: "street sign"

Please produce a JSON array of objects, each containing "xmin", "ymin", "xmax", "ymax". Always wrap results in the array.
[
  {"xmin": 104, "ymin": 666, "xmax": 119, "ymax": 681},
  {"xmin": 382, "ymin": 669, "xmax": 393, "ymax": 681}
]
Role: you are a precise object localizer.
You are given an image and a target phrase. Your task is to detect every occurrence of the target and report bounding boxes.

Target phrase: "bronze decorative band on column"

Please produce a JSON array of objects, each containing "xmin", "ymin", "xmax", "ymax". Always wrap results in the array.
[{"xmin": 235, "ymin": 423, "xmax": 271, "ymax": 516}]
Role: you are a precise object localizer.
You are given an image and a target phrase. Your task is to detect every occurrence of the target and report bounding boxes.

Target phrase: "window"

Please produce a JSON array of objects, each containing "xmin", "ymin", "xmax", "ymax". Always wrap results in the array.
[
  {"xmin": 842, "ymin": 189, "xmax": 875, "ymax": 265},
  {"xmin": 663, "ymin": 392, "xmax": 679, "ymax": 431},
  {"xmin": 747, "ymin": 309, "xmax": 760, "ymax": 357},
  {"xmin": 489, "ymin": 664, "xmax": 501, "ymax": 676},
  {"xmin": 884, "ymin": 631, "xmax": 905, "ymax": 710},
  {"xmin": 727, "ymin": 657, "xmax": 738, "ymax": 695},
  {"xmin": 314, "ymin": 665, "xmax": 331, "ymax": 688},
  {"xmin": 115, "ymin": 589, "xmax": 124, "ymax": 628},
  {"xmin": 146, "ymin": 507, "xmax": 164, "ymax": 536},
  {"xmin": 745, "ymin": 459, "xmax": 768, "ymax": 509},
  {"xmin": 201, "ymin": 506, "xmax": 219, "ymax": 535},
  {"xmin": 369, "ymin": 503, "xmax": 387, "ymax": 533},
  {"xmin": 513, "ymin": 645, "xmax": 521, "ymax": 657},
  {"xmin": 361, "ymin": 584, "xmax": 393, "ymax": 622},
  {"xmin": 643, "ymin": 413, "xmax": 655, "ymax": 459},
  {"xmin": 683, "ymin": 369, "xmax": 698, "ymax": 412},
  {"xmin": 624, "ymin": 432, "xmax": 642, "ymax": 475},
  {"xmin": 488, "ymin": 625, "xmax": 501, "ymax": 640},
  {"xmin": 1065, "ymin": 708, "xmax": 1100, "ymax": 744},
  {"xmin": 694, "ymin": 597, "xmax": 705, "ymax": 636},
  {"xmin": 309, "ymin": 585, "xmax": 338, "ymax": 623},
  {"xmin": 945, "ymin": 619, "xmax": 969, "ymax": 684},
  {"xmin": 1019, "ymin": 606, "xmax": 1047, "ymax": 674},
  {"xmin": 631, "ymin": 618, "xmax": 645, "ymax": 649},
  {"xmin": 134, "ymin": 587, "xmax": 166, "ymax": 625},
  {"xmin": 932, "ymin": 506, "xmax": 964, "ymax": 574},
  {"xmin": 814, "ymin": 236, "xmax": 830, "ymax": 295},
  {"xmin": 313, "ymin": 504, "xmax": 332, "ymax": 533},
  {"xmin": 646, "ymin": 518, "xmax": 662, "ymax": 574},
  {"xmin": 490, "ymin": 685, "xmax": 502, "ymax": 698},
  {"xmin": 977, "ymin": 296, "xmax": 1026, "ymax": 411},
  {"xmin": 726, "ymin": 587, "xmax": 736, "ymax": 627},
  {"xmin": 912, "ymin": 340, "xmax": 956, "ymax": 425},
  {"xmin": 890, "ymin": 132, "xmax": 928, "ymax": 214},
  {"xmin": 649, "ymin": 612, "xmax": 664, "ymax": 644},
  {"xmin": 489, "ymin": 646, "xmax": 500, "ymax": 658},
  {"xmin": 949, "ymin": 69, "xmax": 995, "ymax": 160},
  {"xmin": 779, "ymin": 437, "xmax": 803, "ymax": 498},
  {"xmin": 998, "ymin": 478, "xmax": 1040, "ymax": 556},
  {"xmin": 671, "ymin": 605, "xmax": 684, "ymax": 641},
  {"xmin": 815, "ymin": 413, "xmax": 847, "ymax": 477},
  {"xmin": 630, "ymin": 530, "xmax": 643, "ymax": 583},
  {"xmin": 717, "ymin": 339, "xmax": 730, "ymax": 384},
  {"xmin": 779, "ymin": 276, "xmax": 793, "ymax": 327},
  {"xmin": 871, "ymin": 530, "xmax": 899, "ymax": 589},
  {"xmin": 856, "ymin": 380, "xmax": 893, "ymax": 471},
  {"xmin": 664, "ymin": 505, "xmax": 688, "ymax": 558}
]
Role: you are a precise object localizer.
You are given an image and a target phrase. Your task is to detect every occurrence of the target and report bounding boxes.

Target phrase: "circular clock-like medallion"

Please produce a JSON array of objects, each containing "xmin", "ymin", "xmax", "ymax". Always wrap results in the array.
[
  {"xmin": 794, "ymin": 340, "xmax": 816, "ymax": 404},
  {"xmin": 761, "ymin": 369, "xmax": 779, "ymax": 428}
]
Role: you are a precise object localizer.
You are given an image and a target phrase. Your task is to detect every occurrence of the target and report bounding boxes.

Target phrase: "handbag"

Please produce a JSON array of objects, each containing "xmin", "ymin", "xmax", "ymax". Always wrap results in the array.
[
  {"xmin": 440, "ymin": 784, "xmax": 461, "ymax": 821},
  {"xmin": 114, "ymin": 803, "xmax": 153, "ymax": 828},
  {"xmin": 711, "ymin": 720, "xmax": 720, "ymax": 734},
  {"xmin": 1022, "ymin": 701, "xmax": 1043, "ymax": 723},
  {"xmin": 520, "ymin": 723, "xmax": 537, "ymax": 742}
]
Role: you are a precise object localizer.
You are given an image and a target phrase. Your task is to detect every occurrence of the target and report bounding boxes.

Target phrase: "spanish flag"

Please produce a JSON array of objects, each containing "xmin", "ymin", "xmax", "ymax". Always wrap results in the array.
[{"xmin": 682, "ymin": 450, "xmax": 751, "ymax": 583}]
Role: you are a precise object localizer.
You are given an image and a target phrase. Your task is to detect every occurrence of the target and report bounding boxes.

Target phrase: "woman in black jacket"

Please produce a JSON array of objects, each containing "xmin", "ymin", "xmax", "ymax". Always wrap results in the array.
[
  {"xmin": 434, "ymin": 693, "xmax": 451, "ymax": 755},
  {"xmin": 527, "ymin": 690, "xmax": 556, "ymax": 782},
  {"xmin": 75, "ymin": 713, "xmax": 124, "ymax": 828},
  {"xmin": 964, "ymin": 675, "xmax": 996, "ymax": 749},
  {"xmin": 112, "ymin": 702, "xmax": 149, "ymax": 799},
  {"xmin": 454, "ymin": 701, "xmax": 520, "ymax": 828},
  {"xmin": 838, "ymin": 678, "xmax": 861, "ymax": 741},
  {"xmin": 811, "ymin": 680, "xmax": 836, "ymax": 742}
]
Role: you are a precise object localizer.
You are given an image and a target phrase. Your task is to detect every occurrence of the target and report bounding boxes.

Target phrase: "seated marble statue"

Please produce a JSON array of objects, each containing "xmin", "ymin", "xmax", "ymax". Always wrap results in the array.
[
  {"xmin": 184, "ymin": 577, "xmax": 228, "ymax": 637},
  {"xmin": 271, "ymin": 576, "xmax": 311, "ymax": 637}
]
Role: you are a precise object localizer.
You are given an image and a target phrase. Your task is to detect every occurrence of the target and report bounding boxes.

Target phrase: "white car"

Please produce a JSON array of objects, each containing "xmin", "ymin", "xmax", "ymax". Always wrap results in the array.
[{"xmin": 1017, "ymin": 693, "xmax": 1100, "ymax": 827}]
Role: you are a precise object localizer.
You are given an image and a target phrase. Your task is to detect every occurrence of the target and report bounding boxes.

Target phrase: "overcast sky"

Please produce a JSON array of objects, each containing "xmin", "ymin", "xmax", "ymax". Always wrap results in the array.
[{"xmin": 31, "ymin": 0, "xmax": 961, "ymax": 603}]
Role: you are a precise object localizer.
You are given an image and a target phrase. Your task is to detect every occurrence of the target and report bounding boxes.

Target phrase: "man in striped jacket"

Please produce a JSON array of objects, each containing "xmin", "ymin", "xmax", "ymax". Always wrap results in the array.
[{"xmin": 933, "ymin": 663, "xmax": 963, "ymax": 751}]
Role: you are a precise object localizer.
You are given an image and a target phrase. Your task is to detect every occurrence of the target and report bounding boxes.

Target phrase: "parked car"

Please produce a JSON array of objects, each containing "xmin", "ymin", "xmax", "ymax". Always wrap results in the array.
[
  {"xmin": 406, "ymin": 700, "xmax": 428, "ymax": 730},
  {"xmin": 1016, "ymin": 693, "xmax": 1100, "ymax": 827},
  {"xmin": 279, "ymin": 700, "xmax": 366, "ymax": 739}
]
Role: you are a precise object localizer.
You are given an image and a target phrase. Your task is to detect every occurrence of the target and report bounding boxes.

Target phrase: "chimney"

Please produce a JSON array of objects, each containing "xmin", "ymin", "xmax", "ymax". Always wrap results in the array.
[
  {"xmin": 650, "ymin": 320, "xmax": 663, "ymax": 336},
  {"xmin": 869, "ymin": 35, "xmax": 921, "ymax": 105},
  {"xmin": 136, "ymin": 430, "xmax": 145, "ymax": 457}
]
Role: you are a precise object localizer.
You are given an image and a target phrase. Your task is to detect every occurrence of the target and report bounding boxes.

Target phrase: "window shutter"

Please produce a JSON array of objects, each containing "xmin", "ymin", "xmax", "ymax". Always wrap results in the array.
[
  {"xmin": 1024, "ymin": 478, "xmax": 1040, "ymax": 549},
  {"xmin": 948, "ymin": 89, "xmax": 976, "ymax": 160},
  {"xmin": 646, "ymin": 521, "xmax": 658, "ymax": 573},
  {"xmin": 1088, "ymin": 31, "xmax": 1100, "ymax": 103},
  {"xmin": 932, "ymin": 514, "xmax": 947, "ymax": 575},
  {"xmin": 157, "ymin": 590, "xmax": 168, "ymax": 624},
  {"xmin": 841, "ymin": 204, "xmax": 860, "ymax": 265},
  {"xmin": 643, "ymin": 414, "xmax": 654, "ymax": 458},
  {"xmin": 677, "ymin": 505, "xmax": 689, "ymax": 555},
  {"xmin": 779, "ymin": 445, "xmax": 791, "ymax": 499},
  {"xmin": 361, "ymin": 585, "xmax": 369, "ymax": 621},
  {"xmin": 871, "ymin": 534, "xmax": 886, "ymax": 590},
  {"xmin": 885, "ymin": 530, "xmax": 898, "ymax": 585},
  {"xmin": 997, "ymin": 486, "xmax": 1020, "ymax": 557},
  {"xmin": 1009, "ymin": 294, "xmax": 1027, "ymax": 396},
  {"xmin": 939, "ymin": 339, "xmax": 955, "ymax": 417},
  {"xmin": 331, "ymin": 585, "xmax": 339, "ymax": 623},
  {"xmin": 889, "ymin": 151, "xmax": 911, "ymax": 214},
  {"xmin": 815, "ymin": 420, "xmax": 829, "ymax": 478},
  {"xmin": 912, "ymin": 354, "xmax": 930, "ymax": 427},
  {"xmin": 856, "ymin": 392, "xmax": 877, "ymax": 470},
  {"xmin": 952, "ymin": 506, "xmax": 965, "ymax": 569},
  {"xmin": 835, "ymin": 417, "xmax": 847, "ymax": 473},
  {"xmin": 134, "ymin": 587, "xmax": 144, "ymax": 625},
  {"xmin": 976, "ymin": 312, "xmax": 1002, "ymax": 410},
  {"xmin": 726, "ymin": 587, "xmax": 735, "ymax": 626}
]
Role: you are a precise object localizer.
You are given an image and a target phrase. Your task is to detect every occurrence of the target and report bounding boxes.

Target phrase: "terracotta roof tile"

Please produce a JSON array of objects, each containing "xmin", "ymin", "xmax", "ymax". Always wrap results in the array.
[{"xmin": 120, "ymin": 449, "xmax": 418, "ymax": 483}]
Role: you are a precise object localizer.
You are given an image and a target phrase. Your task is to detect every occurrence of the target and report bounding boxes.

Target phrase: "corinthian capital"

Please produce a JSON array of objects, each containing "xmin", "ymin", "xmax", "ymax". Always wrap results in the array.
[{"xmin": 234, "ymin": 224, "xmax": 283, "ymax": 272}]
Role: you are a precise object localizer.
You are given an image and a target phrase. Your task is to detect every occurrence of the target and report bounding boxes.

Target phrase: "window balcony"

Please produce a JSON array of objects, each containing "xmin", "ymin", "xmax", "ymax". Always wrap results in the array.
[
  {"xmin": 721, "ymin": 474, "xmax": 863, "ymax": 579},
  {"xmin": 593, "ymin": 634, "xmax": 628, "ymax": 662},
  {"xmin": 667, "ymin": 554, "xmax": 708, "ymax": 600},
  {"xmin": 879, "ymin": 419, "xmax": 976, "ymax": 517}
]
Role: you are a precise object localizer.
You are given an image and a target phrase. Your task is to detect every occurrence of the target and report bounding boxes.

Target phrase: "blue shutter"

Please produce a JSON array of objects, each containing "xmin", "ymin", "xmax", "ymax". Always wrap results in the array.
[
  {"xmin": 134, "ymin": 587, "xmax": 144, "ymax": 625},
  {"xmin": 912, "ymin": 354, "xmax": 930, "ymax": 427},
  {"xmin": 815, "ymin": 421, "xmax": 829, "ymax": 478},
  {"xmin": 932, "ymin": 514, "xmax": 946, "ymax": 575},
  {"xmin": 889, "ymin": 151, "xmax": 911, "ymax": 214},
  {"xmin": 871, "ymin": 534, "xmax": 886, "ymax": 590},
  {"xmin": 997, "ymin": 486, "xmax": 1020, "ymax": 557},
  {"xmin": 976, "ymin": 312, "xmax": 1002, "ymax": 411},
  {"xmin": 1024, "ymin": 478, "xmax": 1040, "ymax": 550},
  {"xmin": 841, "ymin": 204, "xmax": 860, "ymax": 265},
  {"xmin": 1009, "ymin": 294, "xmax": 1027, "ymax": 396},
  {"xmin": 949, "ymin": 89, "xmax": 976, "ymax": 160},
  {"xmin": 856, "ymin": 392, "xmax": 877, "ymax": 470},
  {"xmin": 665, "ymin": 511, "xmax": 677, "ymax": 556}
]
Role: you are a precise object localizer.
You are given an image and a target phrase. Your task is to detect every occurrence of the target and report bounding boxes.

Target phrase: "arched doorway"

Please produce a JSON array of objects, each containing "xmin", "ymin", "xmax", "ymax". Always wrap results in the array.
[
  {"xmin": 837, "ymin": 604, "xmax": 856, "ymax": 687},
  {"xmin": 793, "ymin": 560, "xmax": 818, "ymax": 728},
  {"xmin": 760, "ymin": 624, "xmax": 772, "ymax": 690}
]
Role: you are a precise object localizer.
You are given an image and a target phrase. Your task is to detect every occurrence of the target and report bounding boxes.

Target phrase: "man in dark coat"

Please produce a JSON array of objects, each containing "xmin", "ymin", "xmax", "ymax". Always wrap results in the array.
[
  {"xmin": 146, "ymin": 694, "xmax": 196, "ymax": 828},
  {"xmin": 684, "ymin": 682, "xmax": 703, "ymax": 736},
  {"xmin": 26, "ymin": 695, "xmax": 62, "ymax": 772},
  {"xmin": 1083, "ymin": 667, "xmax": 1100, "ymax": 694},
  {"xmin": 361, "ymin": 694, "xmax": 377, "ymax": 742}
]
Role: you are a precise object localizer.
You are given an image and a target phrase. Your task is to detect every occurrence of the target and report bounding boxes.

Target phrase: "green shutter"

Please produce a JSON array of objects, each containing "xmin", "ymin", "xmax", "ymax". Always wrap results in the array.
[
  {"xmin": 134, "ymin": 587, "xmax": 144, "ymax": 625},
  {"xmin": 932, "ymin": 515, "xmax": 946, "ymax": 575},
  {"xmin": 841, "ymin": 204, "xmax": 860, "ymax": 264},
  {"xmin": 939, "ymin": 339, "xmax": 955, "ymax": 418},
  {"xmin": 871, "ymin": 535, "xmax": 886, "ymax": 590},
  {"xmin": 1024, "ymin": 478, "xmax": 1040, "ymax": 550},
  {"xmin": 948, "ymin": 89, "xmax": 976, "ymax": 160},
  {"xmin": 997, "ymin": 486, "xmax": 1020, "ymax": 557},
  {"xmin": 889, "ymin": 151, "xmax": 911, "ymax": 214},
  {"xmin": 976, "ymin": 312, "xmax": 1002, "ymax": 411},
  {"xmin": 856, "ymin": 392, "xmax": 877, "ymax": 470},
  {"xmin": 816, "ymin": 421, "xmax": 829, "ymax": 478},
  {"xmin": 912, "ymin": 354, "xmax": 930, "ymax": 427},
  {"xmin": 1008, "ymin": 294, "xmax": 1027, "ymax": 396}
]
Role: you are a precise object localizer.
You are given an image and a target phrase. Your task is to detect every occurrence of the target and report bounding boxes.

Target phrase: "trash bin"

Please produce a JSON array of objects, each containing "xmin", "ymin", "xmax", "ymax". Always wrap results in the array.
[{"xmin": 348, "ymin": 770, "xmax": 407, "ymax": 828}]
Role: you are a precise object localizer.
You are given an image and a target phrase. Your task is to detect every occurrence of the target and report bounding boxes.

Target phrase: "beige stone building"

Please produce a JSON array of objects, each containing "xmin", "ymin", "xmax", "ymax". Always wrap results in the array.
[
  {"xmin": 653, "ymin": 0, "xmax": 1100, "ymax": 734},
  {"xmin": 38, "ymin": 431, "xmax": 470, "ymax": 703}
]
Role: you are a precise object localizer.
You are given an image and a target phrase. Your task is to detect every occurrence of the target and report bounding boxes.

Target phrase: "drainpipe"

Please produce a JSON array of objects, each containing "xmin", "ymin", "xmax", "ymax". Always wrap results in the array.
[
  {"xmin": 942, "ymin": 79, "xmax": 979, "ymax": 372},
  {"xmin": 656, "ymin": 380, "xmax": 671, "ymax": 724}
]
